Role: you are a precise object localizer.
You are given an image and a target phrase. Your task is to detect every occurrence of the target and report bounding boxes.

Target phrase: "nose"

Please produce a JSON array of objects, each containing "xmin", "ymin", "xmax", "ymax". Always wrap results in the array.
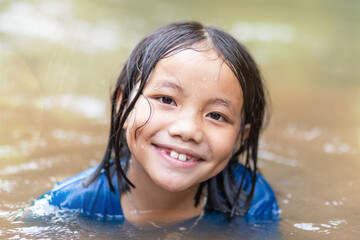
[{"xmin": 168, "ymin": 113, "xmax": 204, "ymax": 143}]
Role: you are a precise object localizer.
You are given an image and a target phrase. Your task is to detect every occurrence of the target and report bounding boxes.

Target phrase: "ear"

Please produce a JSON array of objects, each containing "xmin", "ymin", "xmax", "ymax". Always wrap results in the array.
[
  {"xmin": 234, "ymin": 123, "xmax": 251, "ymax": 149},
  {"xmin": 242, "ymin": 123, "xmax": 251, "ymax": 141},
  {"xmin": 115, "ymin": 88, "xmax": 128, "ymax": 130},
  {"xmin": 115, "ymin": 88, "xmax": 122, "ymax": 113}
]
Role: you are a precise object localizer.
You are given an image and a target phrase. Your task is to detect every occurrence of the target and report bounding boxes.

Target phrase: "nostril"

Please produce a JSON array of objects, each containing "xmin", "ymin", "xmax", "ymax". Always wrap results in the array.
[{"xmin": 168, "ymin": 124, "xmax": 203, "ymax": 143}]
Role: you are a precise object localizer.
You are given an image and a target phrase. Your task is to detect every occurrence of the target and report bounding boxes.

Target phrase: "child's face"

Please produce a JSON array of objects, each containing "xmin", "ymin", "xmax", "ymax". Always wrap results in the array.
[{"xmin": 125, "ymin": 48, "xmax": 244, "ymax": 192}]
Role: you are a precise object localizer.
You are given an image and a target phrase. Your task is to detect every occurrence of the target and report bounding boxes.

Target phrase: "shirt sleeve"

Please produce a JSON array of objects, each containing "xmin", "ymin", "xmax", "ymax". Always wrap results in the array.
[
  {"xmin": 232, "ymin": 163, "xmax": 280, "ymax": 221},
  {"xmin": 34, "ymin": 166, "xmax": 124, "ymax": 220}
]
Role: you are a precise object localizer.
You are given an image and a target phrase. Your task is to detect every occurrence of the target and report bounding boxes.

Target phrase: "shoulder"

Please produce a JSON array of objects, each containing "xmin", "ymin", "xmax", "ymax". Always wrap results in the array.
[
  {"xmin": 232, "ymin": 163, "xmax": 280, "ymax": 221},
  {"xmin": 34, "ymin": 165, "xmax": 124, "ymax": 220}
]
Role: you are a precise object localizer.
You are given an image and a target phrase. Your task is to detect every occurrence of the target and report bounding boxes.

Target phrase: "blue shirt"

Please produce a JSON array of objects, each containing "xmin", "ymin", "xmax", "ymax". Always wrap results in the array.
[{"xmin": 37, "ymin": 163, "xmax": 279, "ymax": 223}]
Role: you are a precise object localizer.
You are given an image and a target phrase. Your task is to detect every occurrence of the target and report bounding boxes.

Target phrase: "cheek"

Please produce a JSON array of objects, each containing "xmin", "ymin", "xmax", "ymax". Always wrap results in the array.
[
  {"xmin": 125, "ymin": 98, "xmax": 152, "ymax": 130},
  {"xmin": 210, "ymin": 130, "xmax": 238, "ymax": 160},
  {"xmin": 205, "ymin": 138, "xmax": 235, "ymax": 181}
]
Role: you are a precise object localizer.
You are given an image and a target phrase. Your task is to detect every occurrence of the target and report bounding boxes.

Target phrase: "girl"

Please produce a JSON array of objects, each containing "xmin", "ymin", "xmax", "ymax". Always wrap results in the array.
[{"xmin": 36, "ymin": 21, "xmax": 279, "ymax": 229}]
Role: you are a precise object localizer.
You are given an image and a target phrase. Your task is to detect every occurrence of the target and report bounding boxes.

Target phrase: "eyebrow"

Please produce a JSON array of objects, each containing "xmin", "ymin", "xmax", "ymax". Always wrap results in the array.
[
  {"xmin": 154, "ymin": 80, "xmax": 184, "ymax": 93},
  {"xmin": 207, "ymin": 98, "xmax": 233, "ymax": 112}
]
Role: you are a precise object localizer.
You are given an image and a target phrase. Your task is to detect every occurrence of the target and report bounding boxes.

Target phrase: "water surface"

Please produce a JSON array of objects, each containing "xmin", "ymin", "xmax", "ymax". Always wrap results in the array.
[{"xmin": 1, "ymin": 0, "xmax": 359, "ymax": 239}]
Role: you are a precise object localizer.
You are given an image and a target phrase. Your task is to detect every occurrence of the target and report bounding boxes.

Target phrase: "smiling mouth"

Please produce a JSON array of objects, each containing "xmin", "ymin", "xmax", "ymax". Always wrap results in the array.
[{"xmin": 153, "ymin": 145, "xmax": 203, "ymax": 162}]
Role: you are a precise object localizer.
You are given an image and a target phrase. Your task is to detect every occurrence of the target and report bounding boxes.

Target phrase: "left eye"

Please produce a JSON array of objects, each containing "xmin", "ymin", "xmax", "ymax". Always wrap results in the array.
[{"xmin": 207, "ymin": 112, "xmax": 226, "ymax": 121}]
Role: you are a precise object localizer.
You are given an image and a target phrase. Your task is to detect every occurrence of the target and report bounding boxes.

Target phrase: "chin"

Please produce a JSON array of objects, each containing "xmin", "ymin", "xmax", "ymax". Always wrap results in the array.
[{"xmin": 154, "ymin": 177, "xmax": 195, "ymax": 192}]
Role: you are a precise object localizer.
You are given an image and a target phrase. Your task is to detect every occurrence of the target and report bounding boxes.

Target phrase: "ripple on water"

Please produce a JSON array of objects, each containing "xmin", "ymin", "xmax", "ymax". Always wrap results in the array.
[
  {"xmin": 258, "ymin": 149, "xmax": 299, "ymax": 167},
  {"xmin": 0, "ymin": 158, "xmax": 57, "ymax": 176},
  {"xmin": 0, "ymin": 145, "xmax": 18, "ymax": 158},
  {"xmin": 280, "ymin": 123, "xmax": 358, "ymax": 155},
  {"xmin": 0, "ymin": 2, "xmax": 121, "ymax": 54},
  {"xmin": 0, "ymin": 210, "xmax": 11, "ymax": 219},
  {"xmin": 0, "ymin": 138, "xmax": 43, "ymax": 158},
  {"xmin": 51, "ymin": 129, "xmax": 105, "ymax": 145},
  {"xmin": 0, "ymin": 179, "xmax": 16, "ymax": 193},
  {"xmin": 323, "ymin": 137, "xmax": 356, "ymax": 155},
  {"xmin": 294, "ymin": 219, "xmax": 347, "ymax": 234},
  {"xmin": 42, "ymin": 94, "xmax": 106, "ymax": 119}
]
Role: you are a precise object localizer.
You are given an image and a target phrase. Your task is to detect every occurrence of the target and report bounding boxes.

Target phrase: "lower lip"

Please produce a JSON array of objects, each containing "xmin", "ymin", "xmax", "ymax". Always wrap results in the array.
[{"xmin": 153, "ymin": 145, "xmax": 202, "ymax": 168}]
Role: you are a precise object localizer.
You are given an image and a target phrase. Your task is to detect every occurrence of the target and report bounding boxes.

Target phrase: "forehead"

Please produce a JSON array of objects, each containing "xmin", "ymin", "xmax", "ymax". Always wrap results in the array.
[
  {"xmin": 147, "ymin": 48, "xmax": 243, "ymax": 105},
  {"xmin": 161, "ymin": 48, "xmax": 229, "ymax": 79}
]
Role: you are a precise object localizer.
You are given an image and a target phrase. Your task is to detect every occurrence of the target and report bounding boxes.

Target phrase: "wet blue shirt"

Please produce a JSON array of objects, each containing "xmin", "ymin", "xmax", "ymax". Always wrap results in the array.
[{"xmin": 39, "ymin": 163, "xmax": 279, "ymax": 223}]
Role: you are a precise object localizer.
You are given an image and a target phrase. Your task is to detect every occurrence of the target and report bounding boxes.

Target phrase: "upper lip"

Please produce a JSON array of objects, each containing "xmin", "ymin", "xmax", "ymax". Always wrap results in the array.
[{"xmin": 153, "ymin": 143, "xmax": 206, "ymax": 161}]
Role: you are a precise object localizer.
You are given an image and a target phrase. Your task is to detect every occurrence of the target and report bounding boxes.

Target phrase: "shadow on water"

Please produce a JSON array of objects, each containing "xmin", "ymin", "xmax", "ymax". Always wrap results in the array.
[{"xmin": 0, "ymin": 0, "xmax": 359, "ymax": 239}]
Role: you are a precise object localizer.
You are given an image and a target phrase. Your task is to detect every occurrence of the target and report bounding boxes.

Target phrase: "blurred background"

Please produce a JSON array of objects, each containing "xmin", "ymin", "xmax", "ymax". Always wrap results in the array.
[{"xmin": 0, "ymin": 0, "xmax": 359, "ymax": 239}]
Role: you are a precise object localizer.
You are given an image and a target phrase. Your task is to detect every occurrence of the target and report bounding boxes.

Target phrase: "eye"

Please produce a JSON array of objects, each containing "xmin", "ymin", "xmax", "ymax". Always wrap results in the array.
[
  {"xmin": 159, "ymin": 96, "xmax": 176, "ymax": 105},
  {"xmin": 207, "ymin": 112, "xmax": 227, "ymax": 122}
]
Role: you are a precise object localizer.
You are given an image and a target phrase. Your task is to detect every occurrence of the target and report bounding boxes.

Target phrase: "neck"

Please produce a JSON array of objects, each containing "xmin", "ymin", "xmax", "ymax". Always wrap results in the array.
[{"xmin": 120, "ymin": 160, "xmax": 206, "ymax": 228}]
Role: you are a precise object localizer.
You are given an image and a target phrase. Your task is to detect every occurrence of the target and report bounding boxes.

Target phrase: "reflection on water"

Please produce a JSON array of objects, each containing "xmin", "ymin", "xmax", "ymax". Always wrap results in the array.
[
  {"xmin": 1, "ymin": 0, "xmax": 360, "ymax": 239},
  {"xmin": 0, "ymin": 1, "xmax": 120, "ymax": 54},
  {"xmin": 42, "ymin": 94, "xmax": 106, "ymax": 119},
  {"xmin": 231, "ymin": 22, "xmax": 295, "ymax": 42}
]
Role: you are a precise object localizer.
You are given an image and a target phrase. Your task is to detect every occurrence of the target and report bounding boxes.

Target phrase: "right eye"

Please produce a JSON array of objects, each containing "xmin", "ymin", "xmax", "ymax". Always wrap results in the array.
[{"xmin": 158, "ymin": 96, "xmax": 176, "ymax": 105}]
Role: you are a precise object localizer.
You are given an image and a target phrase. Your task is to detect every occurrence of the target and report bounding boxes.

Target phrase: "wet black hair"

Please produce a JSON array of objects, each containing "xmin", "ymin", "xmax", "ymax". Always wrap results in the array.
[{"xmin": 83, "ymin": 21, "xmax": 268, "ymax": 220}]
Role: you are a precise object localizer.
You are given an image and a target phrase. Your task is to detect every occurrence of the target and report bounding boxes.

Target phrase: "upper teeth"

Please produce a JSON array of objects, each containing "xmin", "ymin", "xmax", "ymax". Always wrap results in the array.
[
  {"xmin": 170, "ymin": 151, "xmax": 179, "ymax": 159},
  {"xmin": 178, "ymin": 153, "xmax": 187, "ymax": 161},
  {"xmin": 170, "ymin": 150, "xmax": 187, "ymax": 161}
]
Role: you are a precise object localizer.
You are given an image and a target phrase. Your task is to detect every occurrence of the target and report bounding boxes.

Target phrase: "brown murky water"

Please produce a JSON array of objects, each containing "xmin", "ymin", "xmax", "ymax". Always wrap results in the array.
[{"xmin": 1, "ymin": 0, "xmax": 359, "ymax": 239}]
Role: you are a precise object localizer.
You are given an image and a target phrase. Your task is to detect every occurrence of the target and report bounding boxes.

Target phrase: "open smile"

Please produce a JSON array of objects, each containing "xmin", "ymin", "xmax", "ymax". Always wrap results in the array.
[{"xmin": 152, "ymin": 144, "xmax": 204, "ymax": 166}]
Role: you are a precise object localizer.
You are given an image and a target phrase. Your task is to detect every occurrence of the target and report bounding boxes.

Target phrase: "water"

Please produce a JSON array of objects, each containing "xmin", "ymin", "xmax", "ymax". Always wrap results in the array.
[{"xmin": 1, "ymin": 0, "xmax": 359, "ymax": 239}]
